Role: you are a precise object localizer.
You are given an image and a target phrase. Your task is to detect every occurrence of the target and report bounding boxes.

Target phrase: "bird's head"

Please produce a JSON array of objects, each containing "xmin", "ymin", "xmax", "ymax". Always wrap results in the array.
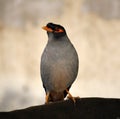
[{"xmin": 42, "ymin": 23, "xmax": 67, "ymax": 38}]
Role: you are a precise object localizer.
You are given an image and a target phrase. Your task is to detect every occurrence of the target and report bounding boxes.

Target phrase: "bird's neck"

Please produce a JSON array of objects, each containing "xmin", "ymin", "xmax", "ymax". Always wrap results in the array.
[{"xmin": 48, "ymin": 34, "xmax": 69, "ymax": 43}]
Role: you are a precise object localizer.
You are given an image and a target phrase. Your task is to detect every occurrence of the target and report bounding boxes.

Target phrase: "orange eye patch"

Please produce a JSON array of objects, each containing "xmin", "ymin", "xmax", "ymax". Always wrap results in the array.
[
  {"xmin": 42, "ymin": 26, "xmax": 64, "ymax": 33},
  {"xmin": 54, "ymin": 28, "xmax": 64, "ymax": 33}
]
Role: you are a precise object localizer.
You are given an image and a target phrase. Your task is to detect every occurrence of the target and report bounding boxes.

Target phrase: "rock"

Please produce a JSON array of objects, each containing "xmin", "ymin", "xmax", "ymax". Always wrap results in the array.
[{"xmin": 0, "ymin": 98, "xmax": 120, "ymax": 119}]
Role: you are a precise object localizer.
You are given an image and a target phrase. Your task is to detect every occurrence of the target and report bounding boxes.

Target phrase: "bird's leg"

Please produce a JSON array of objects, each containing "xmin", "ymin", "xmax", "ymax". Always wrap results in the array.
[
  {"xmin": 45, "ymin": 92, "xmax": 50, "ymax": 104},
  {"xmin": 66, "ymin": 89, "xmax": 76, "ymax": 103}
]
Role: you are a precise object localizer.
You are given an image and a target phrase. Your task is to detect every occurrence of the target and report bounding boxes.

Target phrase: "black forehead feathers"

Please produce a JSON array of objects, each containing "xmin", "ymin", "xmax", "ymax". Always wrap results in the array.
[{"xmin": 47, "ymin": 23, "xmax": 65, "ymax": 31}]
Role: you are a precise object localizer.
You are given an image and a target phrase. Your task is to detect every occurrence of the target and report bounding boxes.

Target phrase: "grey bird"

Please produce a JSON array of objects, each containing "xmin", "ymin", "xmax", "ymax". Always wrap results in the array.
[{"xmin": 41, "ymin": 23, "xmax": 79, "ymax": 103}]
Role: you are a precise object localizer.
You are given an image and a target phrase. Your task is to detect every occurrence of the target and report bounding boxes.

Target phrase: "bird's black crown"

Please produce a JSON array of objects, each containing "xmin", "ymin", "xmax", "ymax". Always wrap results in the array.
[
  {"xmin": 46, "ymin": 23, "xmax": 66, "ymax": 38},
  {"xmin": 47, "ymin": 23, "xmax": 65, "ymax": 31}
]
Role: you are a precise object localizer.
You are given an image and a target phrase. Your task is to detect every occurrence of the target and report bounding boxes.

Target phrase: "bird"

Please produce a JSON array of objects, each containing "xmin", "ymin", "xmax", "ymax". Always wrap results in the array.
[{"xmin": 40, "ymin": 23, "xmax": 79, "ymax": 103}]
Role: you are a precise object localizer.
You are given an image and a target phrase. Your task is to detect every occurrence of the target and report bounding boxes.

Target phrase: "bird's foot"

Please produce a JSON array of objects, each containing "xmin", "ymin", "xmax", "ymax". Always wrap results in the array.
[
  {"xmin": 45, "ymin": 92, "xmax": 50, "ymax": 104},
  {"xmin": 66, "ymin": 89, "xmax": 77, "ymax": 103}
]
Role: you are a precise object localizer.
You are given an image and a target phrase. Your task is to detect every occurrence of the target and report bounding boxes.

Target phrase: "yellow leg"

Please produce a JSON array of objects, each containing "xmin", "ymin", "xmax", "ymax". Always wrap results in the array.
[
  {"xmin": 45, "ymin": 92, "xmax": 50, "ymax": 104},
  {"xmin": 66, "ymin": 89, "xmax": 76, "ymax": 103}
]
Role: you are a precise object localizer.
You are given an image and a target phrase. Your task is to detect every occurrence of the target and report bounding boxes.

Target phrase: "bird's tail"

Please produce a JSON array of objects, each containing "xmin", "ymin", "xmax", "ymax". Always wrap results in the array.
[{"xmin": 48, "ymin": 91, "xmax": 64, "ymax": 102}]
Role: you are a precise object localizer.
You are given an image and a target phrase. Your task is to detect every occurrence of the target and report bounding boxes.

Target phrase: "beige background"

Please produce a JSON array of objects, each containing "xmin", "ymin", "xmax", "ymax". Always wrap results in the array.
[{"xmin": 0, "ymin": 0, "xmax": 120, "ymax": 111}]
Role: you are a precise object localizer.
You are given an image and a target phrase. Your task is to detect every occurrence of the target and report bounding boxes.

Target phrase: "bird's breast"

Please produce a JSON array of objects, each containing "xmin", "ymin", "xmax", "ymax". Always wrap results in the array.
[{"xmin": 41, "ymin": 40, "xmax": 78, "ymax": 92}]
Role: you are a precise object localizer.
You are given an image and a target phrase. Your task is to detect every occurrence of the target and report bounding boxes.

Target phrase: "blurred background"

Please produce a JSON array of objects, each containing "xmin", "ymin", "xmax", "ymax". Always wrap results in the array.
[{"xmin": 0, "ymin": 0, "xmax": 120, "ymax": 111}]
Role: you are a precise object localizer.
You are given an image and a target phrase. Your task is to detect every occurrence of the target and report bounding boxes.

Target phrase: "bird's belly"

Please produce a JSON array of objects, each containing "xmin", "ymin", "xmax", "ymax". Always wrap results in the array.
[
  {"xmin": 51, "ymin": 71, "xmax": 68, "ymax": 91},
  {"xmin": 41, "ymin": 45, "xmax": 78, "ymax": 93},
  {"xmin": 48, "ymin": 62, "xmax": 74, "ymax": 92}
]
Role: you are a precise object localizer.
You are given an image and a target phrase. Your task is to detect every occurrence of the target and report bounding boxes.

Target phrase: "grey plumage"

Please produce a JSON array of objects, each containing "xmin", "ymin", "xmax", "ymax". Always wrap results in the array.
[{"xmin": 40, "ymin": 23, "xmax": 79, "ymax": 102}]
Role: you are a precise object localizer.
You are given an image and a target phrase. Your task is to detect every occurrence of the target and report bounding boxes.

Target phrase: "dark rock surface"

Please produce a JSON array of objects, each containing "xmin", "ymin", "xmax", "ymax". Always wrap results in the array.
[{"xmin": 0, "ymin": 98, "xmax": 120, "ymax": 119}]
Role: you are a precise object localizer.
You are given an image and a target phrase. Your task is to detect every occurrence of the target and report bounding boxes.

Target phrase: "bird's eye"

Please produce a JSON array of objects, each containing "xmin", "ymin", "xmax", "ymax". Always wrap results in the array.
[{"xmin": 55, "ymin": 28, "xmax": 63, "ymax": 33}]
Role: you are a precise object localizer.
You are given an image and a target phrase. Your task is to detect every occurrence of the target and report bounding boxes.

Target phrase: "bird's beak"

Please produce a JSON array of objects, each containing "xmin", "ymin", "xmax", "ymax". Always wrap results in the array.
[{"xmin": 42, "ymin": 26, "xmax": 53, "ymax": 32}]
